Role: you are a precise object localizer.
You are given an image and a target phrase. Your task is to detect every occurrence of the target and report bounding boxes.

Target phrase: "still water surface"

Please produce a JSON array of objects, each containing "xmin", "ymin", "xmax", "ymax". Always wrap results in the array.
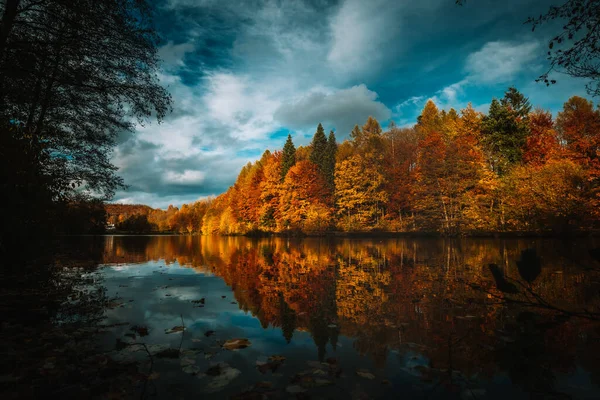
[{"xmin": 81, "ymin": 235, "xmax": 600, "ymax": 399}]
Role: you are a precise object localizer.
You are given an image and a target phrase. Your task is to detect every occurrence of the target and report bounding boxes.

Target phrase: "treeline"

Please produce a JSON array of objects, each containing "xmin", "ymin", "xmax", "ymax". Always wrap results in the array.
[
  {"xmin": 137, "ymin": 88, "xmax": 600, "ymax": 235},
  {"xmin": 104, "ymin": 203, "xmax": 209, "ymax": 233}
]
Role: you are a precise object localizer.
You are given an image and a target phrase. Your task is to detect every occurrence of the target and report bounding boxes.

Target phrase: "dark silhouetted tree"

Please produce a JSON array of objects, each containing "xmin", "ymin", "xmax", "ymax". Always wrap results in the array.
[{"xmin": 0, "ymin": 0, "xmax": 171, "ymax": 249}]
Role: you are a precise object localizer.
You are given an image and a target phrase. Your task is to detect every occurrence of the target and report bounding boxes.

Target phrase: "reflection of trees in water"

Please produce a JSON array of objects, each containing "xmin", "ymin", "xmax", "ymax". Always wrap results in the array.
[{"xmin": 102, "ymin": 236, "xmax": 600, "ymax": 392}]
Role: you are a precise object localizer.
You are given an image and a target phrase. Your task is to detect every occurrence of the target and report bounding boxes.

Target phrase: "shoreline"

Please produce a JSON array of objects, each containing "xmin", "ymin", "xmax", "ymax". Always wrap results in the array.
[{"xmin": 62, "ymin": 230, "xmax": 600, "ymax": 238}]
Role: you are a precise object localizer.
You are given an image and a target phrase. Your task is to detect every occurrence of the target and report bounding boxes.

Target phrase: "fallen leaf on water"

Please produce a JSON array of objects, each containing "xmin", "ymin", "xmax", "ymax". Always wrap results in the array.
[
  {"xmin": 356, "ymin": 369, "xmax": 375, "ymax": 380},
  {"xmin": 145, "ymin": 344, "xmax": 169, "ymax": 354},
  {"xmin": 165, "ymin": 326, "xmax": 185, "ymax": 334},
  {"xmin": 222, "ymin": 338, "xmax": 251, "ymax": 350}
]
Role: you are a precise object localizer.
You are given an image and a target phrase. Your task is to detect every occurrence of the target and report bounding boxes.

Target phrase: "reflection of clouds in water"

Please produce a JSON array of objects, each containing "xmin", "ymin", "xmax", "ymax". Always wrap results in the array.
[
  {"xmin": 92, "ymin": 235, "xmax": 600, "ymax": 400},
  {"xmin": 102, "ymin": 264, "xmax": 248, "ymax": 333}
]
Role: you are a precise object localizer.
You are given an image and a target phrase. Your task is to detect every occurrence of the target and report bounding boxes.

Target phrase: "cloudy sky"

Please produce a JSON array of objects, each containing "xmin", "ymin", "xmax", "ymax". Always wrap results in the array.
[{"xmin": 111, "ymin": 0, "xmax": 589, "ymax": 209}]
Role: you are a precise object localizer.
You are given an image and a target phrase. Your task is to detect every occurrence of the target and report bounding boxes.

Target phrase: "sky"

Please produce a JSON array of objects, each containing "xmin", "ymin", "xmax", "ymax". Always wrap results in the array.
[{"xmin": 111, "ymin": 0, "xmax": 591, "ymax": 209}]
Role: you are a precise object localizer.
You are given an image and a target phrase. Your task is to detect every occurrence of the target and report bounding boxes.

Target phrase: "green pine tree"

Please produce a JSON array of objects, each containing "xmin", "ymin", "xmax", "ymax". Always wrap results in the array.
[
  {"xmin": 309, "ymin": 123, "xmax": 328, "ymax": 170},
  {"xmin": 502, "ymin": 86, "xmax": 532, "ymax": 117},
  {"xmin": 324, "ymin": 130, "xmax": 337, "ymax": 189},
  {"xmin": 482, "ymin": 87, "xmax": 532, "ymax": 174},
  {"xmin": 281, "ymin": 134, "xmax": 296, "ymax": 181}
]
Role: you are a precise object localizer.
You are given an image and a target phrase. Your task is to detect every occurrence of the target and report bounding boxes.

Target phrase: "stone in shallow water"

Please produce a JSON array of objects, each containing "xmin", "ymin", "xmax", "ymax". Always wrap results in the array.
[{"xmin": 202, "ymin": 363, "xmax": 241, "ymax": 393}]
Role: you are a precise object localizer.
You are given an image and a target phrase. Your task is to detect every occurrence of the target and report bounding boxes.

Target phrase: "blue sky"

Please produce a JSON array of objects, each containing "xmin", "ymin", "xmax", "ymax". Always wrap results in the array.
[{"xmin": 111, "ymin": 0, "xmax": 590, "ymax": 208}]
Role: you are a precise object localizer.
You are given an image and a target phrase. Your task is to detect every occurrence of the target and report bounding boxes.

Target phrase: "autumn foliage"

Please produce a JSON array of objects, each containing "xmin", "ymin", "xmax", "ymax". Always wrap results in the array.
[{"xmin": 113, "ymin": 89, "xmax": 600, "ymax": 235}]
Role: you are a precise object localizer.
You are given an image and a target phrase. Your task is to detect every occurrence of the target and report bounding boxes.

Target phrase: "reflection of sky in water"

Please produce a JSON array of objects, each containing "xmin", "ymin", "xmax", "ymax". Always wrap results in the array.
[{"xmin": 92, "ymin": 237, "xmax": 600, "ymax": 400}]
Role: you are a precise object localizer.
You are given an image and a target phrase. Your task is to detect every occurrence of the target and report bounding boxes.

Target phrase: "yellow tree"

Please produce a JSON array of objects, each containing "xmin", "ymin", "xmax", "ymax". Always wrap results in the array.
[
  {"xmin": 413, "ymin": 104, "xmax": 491, "ymax": 233},
  {"xmin": 501, "ymin": 159, "xmax": 589, "ymax": 232},
  {"xmin": 416, "ymin": 99, "xmax": 443, "ymax": 138},
  {"xmin": 278, "ymin": 160, "xmax": 332, "ymax": 232},
  {"xmin": 259, "ymin": 151, "xmax": 282, "ymax": 232},
  {"xmin": 335, "ymin": 152, "xmax": 388, "ymax": 230}
]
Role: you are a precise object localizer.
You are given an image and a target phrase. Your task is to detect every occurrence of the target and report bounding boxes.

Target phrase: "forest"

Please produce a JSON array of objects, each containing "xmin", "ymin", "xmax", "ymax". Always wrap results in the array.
[{"xmin": 108, "ymin": 88, "xmax": 600, "ymax": 236}]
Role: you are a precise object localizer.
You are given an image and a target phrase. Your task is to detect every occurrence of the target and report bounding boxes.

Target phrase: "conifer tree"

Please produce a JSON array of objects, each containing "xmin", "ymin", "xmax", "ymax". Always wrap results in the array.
[
  {"xmin": 416, "ymin": 100, "xmax": 443, "ymax": 137},
  {"xmin": 309, "ymin": 123, "xmax": 328, "ymax": 170},
  {"xmin": 481, "ymin": 87, "xmax": 532, "ymax": 173},
  {"xmin": 281, "ymin": 134, "xmax": 296, "ymax": 181},
  {"xmin": 324, "ymin": 130, "xmax": 337, "ymax": 189}
]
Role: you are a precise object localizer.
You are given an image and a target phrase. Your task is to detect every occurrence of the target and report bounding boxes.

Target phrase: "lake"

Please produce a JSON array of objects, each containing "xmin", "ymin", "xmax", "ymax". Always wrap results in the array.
[{"xmin": 70, "ymin": 235, "xmax": 600, "ymax": 399}]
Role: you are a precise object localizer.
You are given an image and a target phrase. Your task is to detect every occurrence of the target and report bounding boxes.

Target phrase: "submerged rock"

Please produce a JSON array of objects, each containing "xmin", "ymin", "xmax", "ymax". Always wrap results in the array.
[{"xmin": 202, "ymin": 362, "xmax": 241, "ymax": 392}]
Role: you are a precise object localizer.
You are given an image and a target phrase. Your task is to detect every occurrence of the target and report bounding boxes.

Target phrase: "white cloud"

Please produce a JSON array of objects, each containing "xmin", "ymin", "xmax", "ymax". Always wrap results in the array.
[
  {"xmin": 164, "ymin": 170, "xmax": 205, "ymax": 185},
  {"xmin": 274, "ymin": 84, "xmax": 391, "ymax": 137},
  {"xmin": 429, "ymin": 79, "xmax": 470, "ymax": 110},
  {"xmin": 327, "ymin": 0, "xmax": 402, "ymax": 78},
  {"xmin": 202, "ymin": 72, "xmax": 284, "ymax": 141},
  {"xmin": 394, "ymin": 96, "xmax": 425, "ymax": 112},
  {"xmin": 465, "ymin": 40, "xmax": 540, "ymax": 84}
]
